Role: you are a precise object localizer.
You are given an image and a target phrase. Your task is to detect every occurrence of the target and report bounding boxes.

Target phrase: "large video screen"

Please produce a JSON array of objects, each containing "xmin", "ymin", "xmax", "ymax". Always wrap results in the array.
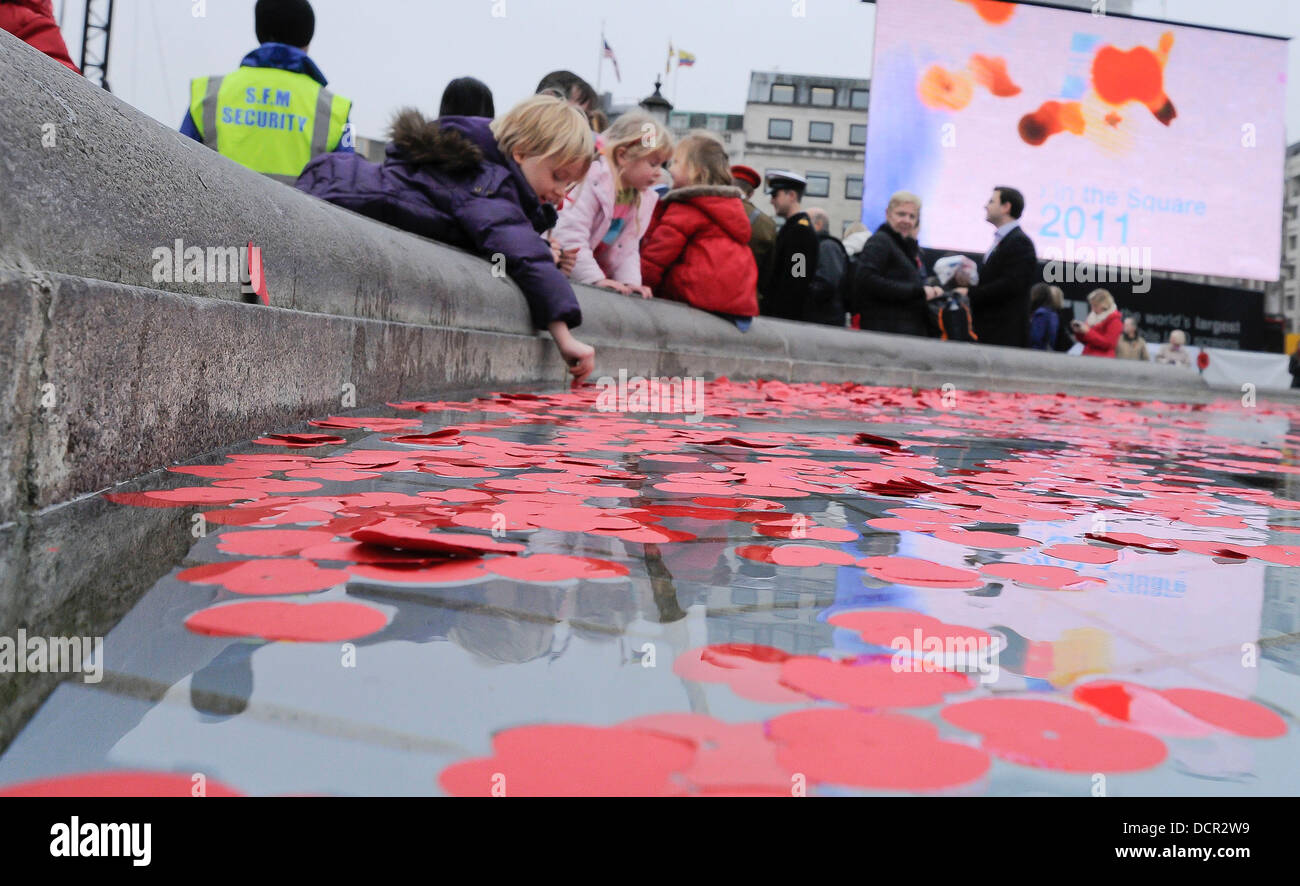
[{"xmin": 864, "ymin": 0, "xmax": 1287, "ymax": 281}]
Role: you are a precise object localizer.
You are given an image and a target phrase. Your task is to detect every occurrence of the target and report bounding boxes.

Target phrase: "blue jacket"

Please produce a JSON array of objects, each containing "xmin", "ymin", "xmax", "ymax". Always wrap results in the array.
[
  {"xmin": 295, "ymin": 111, "xmax": 581, "ymax": 330},
  {"xmin": 1029, "ymin": 305, "xmax": 1059, "ymax": 351},
  {"xmin": 181, "ymin": 43, "xmax": 353, "ymax": 152}
]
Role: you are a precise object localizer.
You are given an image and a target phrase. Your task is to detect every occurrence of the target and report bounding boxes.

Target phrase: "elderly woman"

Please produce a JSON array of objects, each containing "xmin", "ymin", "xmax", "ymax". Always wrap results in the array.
[
  {"xmin": 1070, "ymin": 288, "xmax": 1123, "ymax": 357},
  {"xmin": 1154, "ymin": 330, "xmax": 1193, "ymax": 367},
  {"xmin": 850, "ymin": 191, "xmax": 944, "ymax": 337}
]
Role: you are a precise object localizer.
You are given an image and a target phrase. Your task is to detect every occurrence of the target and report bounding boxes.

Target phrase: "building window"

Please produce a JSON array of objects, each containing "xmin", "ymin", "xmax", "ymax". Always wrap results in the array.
[
  {"xmin": 806, "ymin": 172, "xmax": 830, "ymax": 198},
  {"xmin": 669, "ymin": 112, "xmax": 690, "ymax": 129},
  {"xmin": 850, "ymin": 88, "xmax": 870, "ymax": 109},
  {"xmin": 809, "ymin": 121, "xmax": 833, "ymax": 143},
  {"xmin": 770, "ymin": 83, "xmax": 794, "ymax": 103},
  {"xmin": 768, "ymin": 118, "xmax": 793, "ymax": 140},
  {"xmin": 1291, "ymin": 234, "xmax": 1297, "ymax": 251},
  {"xmin": 707, "ymin": 115, "xmax": 727, "ymax": 132},
  {"xmin": 810, "ymin": 86, "xmax": 835, "ymax": 107},
  {"xmin": 849, "ymin": 124, "xmax": 867, "ymax": 146},
  {"xmin": 845, "ymin": 175, "xmax": 863, "ymax": 200}
]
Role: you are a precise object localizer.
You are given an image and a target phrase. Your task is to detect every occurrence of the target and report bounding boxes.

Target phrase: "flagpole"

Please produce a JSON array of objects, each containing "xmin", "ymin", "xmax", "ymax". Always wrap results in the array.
[
  {"xmin": 596, "ymin": 20, "xmax": 605, "ymax": 94},
  {"xmin": 674, "ymin": 56, "xmax": 680, "ymax": 105}
]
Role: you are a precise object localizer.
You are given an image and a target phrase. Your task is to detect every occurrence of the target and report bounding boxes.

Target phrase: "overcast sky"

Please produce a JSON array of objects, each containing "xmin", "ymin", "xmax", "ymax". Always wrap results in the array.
[{"xmin": 51, "ymin": 0, "xmax": 1300, "ymax": 142}]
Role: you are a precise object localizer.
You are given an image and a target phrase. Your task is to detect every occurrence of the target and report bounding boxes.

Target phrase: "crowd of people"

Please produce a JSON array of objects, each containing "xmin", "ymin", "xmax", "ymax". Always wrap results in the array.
[{"xmin": 4, "ymin": 0, "xmax": 1208, "ymax": 382}]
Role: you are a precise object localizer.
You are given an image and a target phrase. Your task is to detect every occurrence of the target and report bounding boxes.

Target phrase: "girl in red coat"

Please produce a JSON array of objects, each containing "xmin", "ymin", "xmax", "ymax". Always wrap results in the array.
[
  {"xmin": 640, "ymin": 133, "xmax": 759, "ymax": 327},
  {"xmin": 1071, "ymin": 288, "xmax": 1123, "ymax": 357}
]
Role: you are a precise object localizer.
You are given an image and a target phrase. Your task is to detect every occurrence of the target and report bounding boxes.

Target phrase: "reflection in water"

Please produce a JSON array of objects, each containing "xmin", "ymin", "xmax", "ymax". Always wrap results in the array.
[{"xmin": 2, "ymin": 381, "xmax": 1298, "ymax": 795}]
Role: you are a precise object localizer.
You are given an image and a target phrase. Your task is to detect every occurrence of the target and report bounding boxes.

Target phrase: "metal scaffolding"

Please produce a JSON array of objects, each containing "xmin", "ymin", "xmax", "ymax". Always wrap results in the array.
[{"xmin": 79, "ymin": 0, "xmax": 116, "ymax": 91}]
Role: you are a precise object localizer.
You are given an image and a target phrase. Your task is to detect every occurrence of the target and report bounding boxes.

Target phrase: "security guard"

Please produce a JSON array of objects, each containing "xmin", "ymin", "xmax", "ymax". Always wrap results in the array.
[
  {"xmin": 181, "ymin": 0, "xmax": 353, "ymax": 183},
  {"xmin": 763, "ymin": 171, "xmax": 819, "ymax": 322},
  {"xmin": 730, "ymin": 165, "xmax": 777, "ymax": 302}
]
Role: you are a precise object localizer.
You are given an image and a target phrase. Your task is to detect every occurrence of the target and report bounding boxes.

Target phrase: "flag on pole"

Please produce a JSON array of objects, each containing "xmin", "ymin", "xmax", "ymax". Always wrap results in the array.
[
  {"xmin": 666, "ymin": 41, "xmax": 674, "ymax": 75},
  {"xmin": 602, "ymin": 38, "xmax": 621, "ymax": 82},
  {"xmin": 676, "ymin": 49, "xmax": 696, "ymax": 67}
]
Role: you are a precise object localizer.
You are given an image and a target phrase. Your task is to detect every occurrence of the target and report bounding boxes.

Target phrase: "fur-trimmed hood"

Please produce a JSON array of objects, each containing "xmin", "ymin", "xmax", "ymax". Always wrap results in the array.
[
  {"xmin": 658, "ymin": 184, "xmax": 751, "ymax": 244},
  {"xmin": 380, "ymin": 108, "xmax": 556, "ymax": 232},
  {"xmin": 387, "ymin": 108, "xmax": 486, "ymax": 176},
  {"xmin": 661, "ymin": 184, "xmax": 744, "ymax": 204}
]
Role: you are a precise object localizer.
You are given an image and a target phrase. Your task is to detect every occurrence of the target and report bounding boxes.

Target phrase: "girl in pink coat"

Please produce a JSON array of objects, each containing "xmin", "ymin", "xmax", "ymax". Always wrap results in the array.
[{"xmin": 553, "ymin": 112, "xmax": 673, "ymax": 298}]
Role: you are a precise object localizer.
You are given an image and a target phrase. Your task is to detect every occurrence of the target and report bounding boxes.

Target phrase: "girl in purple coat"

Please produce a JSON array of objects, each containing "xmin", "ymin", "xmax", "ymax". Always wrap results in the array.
[{"xmin": 297, "ymin": 94, "xmax": 596, "ymax": 383}]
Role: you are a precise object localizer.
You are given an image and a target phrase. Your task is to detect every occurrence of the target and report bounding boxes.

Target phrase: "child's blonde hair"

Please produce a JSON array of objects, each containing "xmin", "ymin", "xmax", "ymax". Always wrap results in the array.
[
  {"xmin": 601, "ymin": 111, "xmax": 673, "ymax": 173},
  {"xmin": 674, "ymin": 132, "xmax": 732, "ymax": 187},
  {"xmin": 491, "ymin": 94, "xmax": 594, "ymax": 170}
]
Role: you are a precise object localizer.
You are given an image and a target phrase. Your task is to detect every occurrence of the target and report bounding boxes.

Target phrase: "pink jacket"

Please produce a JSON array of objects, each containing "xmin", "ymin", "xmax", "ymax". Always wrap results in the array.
[{"xmin": 553, "ymin": 155, "xmax": 658, "ymax": 286}]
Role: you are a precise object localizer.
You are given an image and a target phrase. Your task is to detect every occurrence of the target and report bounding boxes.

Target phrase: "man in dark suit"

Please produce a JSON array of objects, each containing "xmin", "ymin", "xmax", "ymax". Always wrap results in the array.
[
  {"xmin": 762, "ymin": 171, "xmax": 819, "ymax": 322},
  {"xmin": 955, "ymin": 186, "xmax": 1036, "ymax": 347}
]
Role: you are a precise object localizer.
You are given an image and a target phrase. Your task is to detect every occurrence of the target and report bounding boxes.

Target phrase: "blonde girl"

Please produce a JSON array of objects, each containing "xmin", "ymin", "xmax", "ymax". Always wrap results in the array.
[{"xmin": 553, "ymin": 111, "xmax": 673, "ymax": 297}]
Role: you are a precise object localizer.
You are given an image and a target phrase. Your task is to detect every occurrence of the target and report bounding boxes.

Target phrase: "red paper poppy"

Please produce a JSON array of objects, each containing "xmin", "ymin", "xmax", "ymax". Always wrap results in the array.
[
  {"xmin": 942, "ymin": 697, "xmax": 1167, "ymax": 773},
  {"xmin": 1156, "ymin": 688, "xmax": 1287, "ymax": 738},
  {"xmin": 858, "ymin": 556, "xmax": 985, "ymax": 589},
  {"xmin": 980, "ymin": 562, "xmax": 1104, "ymax": 591},
  {"xmin": 852, "ymin": 432, "xmax": 905, "ymax": 450},
  {"xmin": 1197, "ymin": 351, "xmax": 1210, "ymax": 370},
  {"xmin": 693, "ymin": 496, "xmax": 784, "ymax": 511},
  {"xmin": 177, "ymin": 559, "xmax": 351, "ymax": 595},
  {"xmin": 674, "ymin": 644, "xmax": 807, "ymax": 704},
  {"xmin": 767, "ymin": 708, "xmax": 990, "ymax": 792},
  {"xmin": 107, "ymin": 487, "xmax": 268, "ymax": 508},
  {"xmin": 0, "ymin": 771, "xmax": 243, "ymax": 797},
  {"xmin": 185, "ymin": 600, "xmax": 389, "ymax": 642},
  {"xmin": 736, "ymin": 544, "xmax": 857, "ymax": 567},
  {"xmin": 779, "ymin": 655, "xmax": 973, "ymax": 708},
  {"xmin": 215, "ymin": 529, "xmax": 336, "ymax": 557},
  {"xmin": 254, "ymin": 433, "xmax": 348, "ymax": 447},
  {"xmin": 308, "ymin": 416, "xmax": 422, "ymax": 431},
  {"xmin": 350, "ymin": 520, "xmax": 524, "ymax": 556},
  {"xmin": 1040, "ymin": 543, "xmax": 1120, "ymax": 565},
  {"xmin": 623, "ymin": 714, "xmax": 794, "ymax": 795},
  {"xmin": 384, "ymin": 428, "xmax": 461, "ymax": 444},
  {"xmin": 438, "ymin": 724, "xmax": 696, "ymax": 797},
  {"xmin": 1083, "ymin": 531, "xmax": 1180, "ymax": 553},
  {"xmin": 931, "ymin": 528, "xmax": 1037, "ymax": 550}
]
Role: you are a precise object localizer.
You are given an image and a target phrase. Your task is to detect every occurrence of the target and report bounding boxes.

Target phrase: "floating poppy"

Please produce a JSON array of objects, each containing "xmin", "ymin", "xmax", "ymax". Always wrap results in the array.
[
  {"xmin": 184, "ymin": 600, "xmax": 389, "ymax": 642},
  {"xmin": 942, "ymin": 697, "xmax": 1167, "ymax": 773}
]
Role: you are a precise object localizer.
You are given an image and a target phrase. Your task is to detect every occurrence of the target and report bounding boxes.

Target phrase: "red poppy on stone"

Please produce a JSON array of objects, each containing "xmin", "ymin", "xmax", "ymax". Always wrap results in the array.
[{"xmin": 1197, "ymin": 350, "xmax": 1210, "ymax": 371}]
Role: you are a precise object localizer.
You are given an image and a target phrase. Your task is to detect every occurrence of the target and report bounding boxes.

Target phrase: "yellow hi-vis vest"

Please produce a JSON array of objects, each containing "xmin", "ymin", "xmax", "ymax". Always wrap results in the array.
[{"xmin": 189, "ymin": 66, "xmax": 351, "ymax": 183}]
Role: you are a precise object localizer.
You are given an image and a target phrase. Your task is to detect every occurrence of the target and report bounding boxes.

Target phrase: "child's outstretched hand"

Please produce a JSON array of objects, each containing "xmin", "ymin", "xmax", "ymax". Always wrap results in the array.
[
  {"xmin": 595, "ymin": 278, "xmax": 632, "ymax": 295},
  {"xmin": 632, "ymin": 285, "xmax": 654, "ymax": 299},
  {"xmin": 548, "ymin": 321, "xmax": 595, "ymax": 386}
]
